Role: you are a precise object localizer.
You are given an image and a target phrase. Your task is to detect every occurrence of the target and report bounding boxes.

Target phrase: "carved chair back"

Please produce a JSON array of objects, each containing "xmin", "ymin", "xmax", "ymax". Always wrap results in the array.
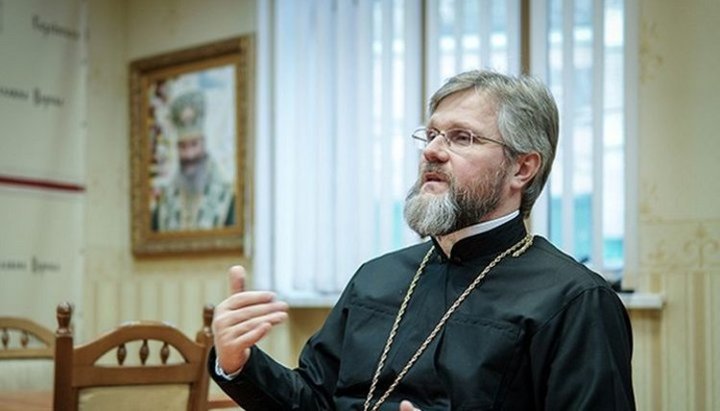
[
  {"xmin": 53, "ymin": 303, "xmax": 214, "ymax": 411},
  {"xmin": 0, "ymin": 316, "xmax": 55, "ymax": 359}
]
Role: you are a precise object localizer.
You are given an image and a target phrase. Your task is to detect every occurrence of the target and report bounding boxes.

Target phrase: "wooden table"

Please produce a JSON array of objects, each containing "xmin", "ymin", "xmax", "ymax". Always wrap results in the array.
[{"xmin": 0, "ymin": 390, "xmax": 237, "ymax": 410}]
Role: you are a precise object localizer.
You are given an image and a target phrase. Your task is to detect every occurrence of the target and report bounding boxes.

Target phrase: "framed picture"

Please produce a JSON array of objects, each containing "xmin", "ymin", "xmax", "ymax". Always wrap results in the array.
[{"xmin": 129, "ymin": 35, "xmax": 252, "ymax": 256}]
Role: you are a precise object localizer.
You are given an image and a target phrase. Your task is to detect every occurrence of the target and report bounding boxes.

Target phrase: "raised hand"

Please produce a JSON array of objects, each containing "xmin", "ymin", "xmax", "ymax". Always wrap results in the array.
[{"xmin": 212, "ymin": 265, "xmax": 289, "ymax": 375}]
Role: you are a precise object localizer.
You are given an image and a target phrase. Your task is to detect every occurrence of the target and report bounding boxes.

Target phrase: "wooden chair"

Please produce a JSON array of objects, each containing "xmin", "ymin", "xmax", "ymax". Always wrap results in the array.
[
  {"xmin": 0, "ymin": 315, "xmax": 55, "ymax": 390},
  {"xmin": 53, "ymin": 302, "xmax": 215, "ymax": 411},
  {"xmin": 0, "ymin": 316, "xmax": 54, "ymax": 359}
]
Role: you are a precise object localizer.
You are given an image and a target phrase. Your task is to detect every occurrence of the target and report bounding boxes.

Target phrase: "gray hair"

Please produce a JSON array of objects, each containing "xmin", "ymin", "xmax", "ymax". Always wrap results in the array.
[{"xmin": 428, "ymin": 70, "xmax": 559, "ymax": 217}]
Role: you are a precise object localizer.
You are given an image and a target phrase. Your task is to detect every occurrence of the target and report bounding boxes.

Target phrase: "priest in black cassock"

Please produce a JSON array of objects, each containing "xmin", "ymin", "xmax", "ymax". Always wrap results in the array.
[{"xmin": 208, "ymin": 70, "xmax": 636, "ymax": 411}]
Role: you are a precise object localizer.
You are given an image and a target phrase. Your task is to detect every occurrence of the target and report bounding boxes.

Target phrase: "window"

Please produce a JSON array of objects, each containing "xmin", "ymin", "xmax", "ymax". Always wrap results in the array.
[
  {"xmin": 530, "ymin": 0, "xmax": 628, "ymax": 280},
  {"xmin": 255, "ymin": 0, "xmax": 632, "ymax": 303},
  {"xmin": 254, "ymin": 0, "xmax": 422, "ymax": 303}
]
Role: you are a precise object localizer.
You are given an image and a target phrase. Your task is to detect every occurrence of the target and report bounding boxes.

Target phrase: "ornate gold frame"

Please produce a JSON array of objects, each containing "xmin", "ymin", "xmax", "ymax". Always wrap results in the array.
[{"xmin": 129, "ymin": 36, "xmax": 252, "ymax": 256}]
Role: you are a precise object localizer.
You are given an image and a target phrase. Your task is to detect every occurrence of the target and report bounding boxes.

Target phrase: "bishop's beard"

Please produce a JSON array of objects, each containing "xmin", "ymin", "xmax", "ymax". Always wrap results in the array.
[
  {"xmin": 403, "ymin": 163, "xmax": 509, "ymax": 237},
  {"xmin": 178, "ymin": 154, "xmax": 210, "ymax": 196}
]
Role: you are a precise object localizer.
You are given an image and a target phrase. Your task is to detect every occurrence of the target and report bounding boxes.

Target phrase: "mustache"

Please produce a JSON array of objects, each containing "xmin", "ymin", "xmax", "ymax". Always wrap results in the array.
[
  {"xmin": 421, "ymin": 163, "xmax": 444, "ymax": 174},
  {"xmin": 179, "ymin": 153, "xmax": 208, "ymax": 169},
  {"xmin": 420, "ymin": 163, "xmax": 452, "ymax": 182}
]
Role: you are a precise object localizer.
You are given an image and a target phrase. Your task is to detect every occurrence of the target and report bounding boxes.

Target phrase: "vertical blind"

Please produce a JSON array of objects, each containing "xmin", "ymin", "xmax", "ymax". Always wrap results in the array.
[
  {"xmin": 255, "ymin": 0, "xmax": 423, "ymax": 302},
  {"xmin": 531, "ymin": 0, "xmax": 627, "ymax": 277}
]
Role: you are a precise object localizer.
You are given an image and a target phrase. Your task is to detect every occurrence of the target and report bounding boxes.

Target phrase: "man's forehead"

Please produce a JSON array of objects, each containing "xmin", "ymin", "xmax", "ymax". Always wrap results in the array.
[
  {"xmin": 429, "ymin": 92, "xmax": 497, "ymax": 124},
  {"xmin": 426, "ymin": 117, "xmax": 479, "ymax": 129},
  {"xmin": 433, "ymin": 88, "xmax": 496, "ymax": 112}
]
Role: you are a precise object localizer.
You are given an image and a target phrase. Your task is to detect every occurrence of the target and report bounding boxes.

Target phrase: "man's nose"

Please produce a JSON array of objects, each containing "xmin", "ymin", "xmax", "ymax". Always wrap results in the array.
[{"xmin": 422, "ymin": 136, "xmax": 450, "ymax": 163}]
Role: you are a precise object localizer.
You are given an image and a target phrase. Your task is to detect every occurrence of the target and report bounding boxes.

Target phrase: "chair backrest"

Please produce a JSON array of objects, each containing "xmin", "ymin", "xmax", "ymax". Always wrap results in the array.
[
  {"xmin": 0, "ymin": 316, "xmax": 56, "ymax": 390},
  {"xmin": 0, "ymin": 316, "xmax": 55, "ymax": 359},
  {"xmin": 53, "ymin": 302, "xmax": 215, "ymax": 411}
]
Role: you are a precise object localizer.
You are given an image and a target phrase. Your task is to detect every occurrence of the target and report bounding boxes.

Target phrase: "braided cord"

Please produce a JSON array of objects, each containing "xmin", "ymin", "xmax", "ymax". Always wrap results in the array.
[
  {"xmin": 364, "ymin": 234, "xmax": 533, "ymax": 411},
  {"xmin": 363, "ymin": 246, "xmax": 435, "ymax": 411}
]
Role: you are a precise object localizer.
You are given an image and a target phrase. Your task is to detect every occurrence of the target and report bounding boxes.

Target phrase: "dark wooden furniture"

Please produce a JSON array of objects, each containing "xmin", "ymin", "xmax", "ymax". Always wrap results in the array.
[{"xmin": 53, "ymin": 302, "xmax": 214, "ymax": 411}]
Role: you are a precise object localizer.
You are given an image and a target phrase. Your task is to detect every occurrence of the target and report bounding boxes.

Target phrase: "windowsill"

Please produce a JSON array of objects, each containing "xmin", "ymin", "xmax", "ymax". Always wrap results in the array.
[{"xmin": 617, "ymin": 292, "xmax": 665, "ymax": 310}]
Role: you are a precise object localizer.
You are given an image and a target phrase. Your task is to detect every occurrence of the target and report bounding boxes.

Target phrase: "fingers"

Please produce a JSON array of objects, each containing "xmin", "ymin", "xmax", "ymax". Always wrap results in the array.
[
  {"xmin": 222, "ymin": 290, "xmax": 280, "ymax": 311},
  {"xmin": 225, "ymin": 317, "xmax": 284, "ymax": 350},
  {"xmin": 213, "ymin": 265, "xmax": 290, "ymax": 374},
  {"xmin": 399, "ymin": 400, "xmax": 421, "ymax": 411},
  {"xmin": 213, "ymin": 291, "xmax": 289, "ymax": 340},
  {"xmin": 222, "ymin": 298, "xmax": 289, "ymax": 322},
  {"xmin": 215, "ymin": 302, "xmax": 289, "ymax": 339},
  {"xmin": 229, "ymin": 265, "xmax": 246, "ymax": 294},
  {"xmin": 213, "ymin": 308, "xmax": 288, "ymax": 374}
]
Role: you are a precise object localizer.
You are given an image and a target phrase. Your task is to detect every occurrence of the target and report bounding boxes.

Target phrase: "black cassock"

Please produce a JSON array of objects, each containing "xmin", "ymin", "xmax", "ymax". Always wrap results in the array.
[{"xmin": 210, "ymin": 215, "xmax": 636, "ymax": 410}]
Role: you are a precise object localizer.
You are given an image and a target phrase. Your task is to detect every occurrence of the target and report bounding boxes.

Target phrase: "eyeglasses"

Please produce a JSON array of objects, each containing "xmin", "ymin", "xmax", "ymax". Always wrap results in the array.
[{"xmin": 411, "ymin": 127, "xmax": 513, "ymax": 153}]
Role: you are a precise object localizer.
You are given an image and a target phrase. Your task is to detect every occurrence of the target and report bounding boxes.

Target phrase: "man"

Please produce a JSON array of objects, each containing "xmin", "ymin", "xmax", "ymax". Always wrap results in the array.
[
  {"xmin": 152, "ymin": 90, "xmax": 235, "ymax": 232},
  {"xmin": 209, "ymin": 70, "xmax": 635, "ymax": 410}
]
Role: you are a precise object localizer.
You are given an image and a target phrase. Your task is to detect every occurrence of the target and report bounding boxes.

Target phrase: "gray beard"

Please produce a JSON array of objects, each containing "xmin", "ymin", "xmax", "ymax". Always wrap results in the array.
[
  {"xmin": 403, "ymin": 164, "xmax": 508, "ymax": 237},
  {"xmin": 178, "ymin": 155, "xmax": 210, "ymax": 196}
]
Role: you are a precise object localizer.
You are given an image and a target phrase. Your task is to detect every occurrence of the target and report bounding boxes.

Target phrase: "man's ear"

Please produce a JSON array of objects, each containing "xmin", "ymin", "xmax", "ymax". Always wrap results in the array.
[{"xmin": 510, "ymin": 152, "xmax": 541, "ymax": 190}]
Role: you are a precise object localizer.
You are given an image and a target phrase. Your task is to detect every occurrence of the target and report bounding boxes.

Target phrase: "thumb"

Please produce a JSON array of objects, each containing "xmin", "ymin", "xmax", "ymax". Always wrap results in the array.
[
  {"xmin": 228, "ymin": 265, "xmax": 246, "ymax": 294},
  {"xmin": 399, "ymin": 400, "xmax": 420, "ymax": 411}
]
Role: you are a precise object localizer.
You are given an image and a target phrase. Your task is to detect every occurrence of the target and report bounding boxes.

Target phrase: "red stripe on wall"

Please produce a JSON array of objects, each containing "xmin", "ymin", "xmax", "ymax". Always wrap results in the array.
[{"xmin": 0, "ymin": 175, "xmax": 85, "ymax": 193}]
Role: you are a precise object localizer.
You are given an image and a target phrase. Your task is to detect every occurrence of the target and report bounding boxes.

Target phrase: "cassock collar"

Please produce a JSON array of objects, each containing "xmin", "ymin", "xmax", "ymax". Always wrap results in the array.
[{"xmin": 431, "ymin": 214, "xmax": 528, "ymax": 263}]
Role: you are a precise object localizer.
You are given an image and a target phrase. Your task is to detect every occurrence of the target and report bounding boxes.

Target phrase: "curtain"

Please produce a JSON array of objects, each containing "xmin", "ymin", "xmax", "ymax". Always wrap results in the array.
[{"xmin": 255, "ymin": 0, "xmax": 423, "ymax": 302}]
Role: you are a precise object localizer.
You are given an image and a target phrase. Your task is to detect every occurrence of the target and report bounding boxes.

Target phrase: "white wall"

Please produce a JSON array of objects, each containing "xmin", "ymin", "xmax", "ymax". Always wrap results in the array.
[{"xmin": 83, "ymin": 0, "xmax": 257, "ymax": 339}]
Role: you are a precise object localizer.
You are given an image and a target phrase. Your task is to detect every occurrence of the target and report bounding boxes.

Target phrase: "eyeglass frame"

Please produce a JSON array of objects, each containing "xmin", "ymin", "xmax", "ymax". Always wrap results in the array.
[{"xmin": 411, "ymin": 126, "xmax": 517, "ymax": 154}]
